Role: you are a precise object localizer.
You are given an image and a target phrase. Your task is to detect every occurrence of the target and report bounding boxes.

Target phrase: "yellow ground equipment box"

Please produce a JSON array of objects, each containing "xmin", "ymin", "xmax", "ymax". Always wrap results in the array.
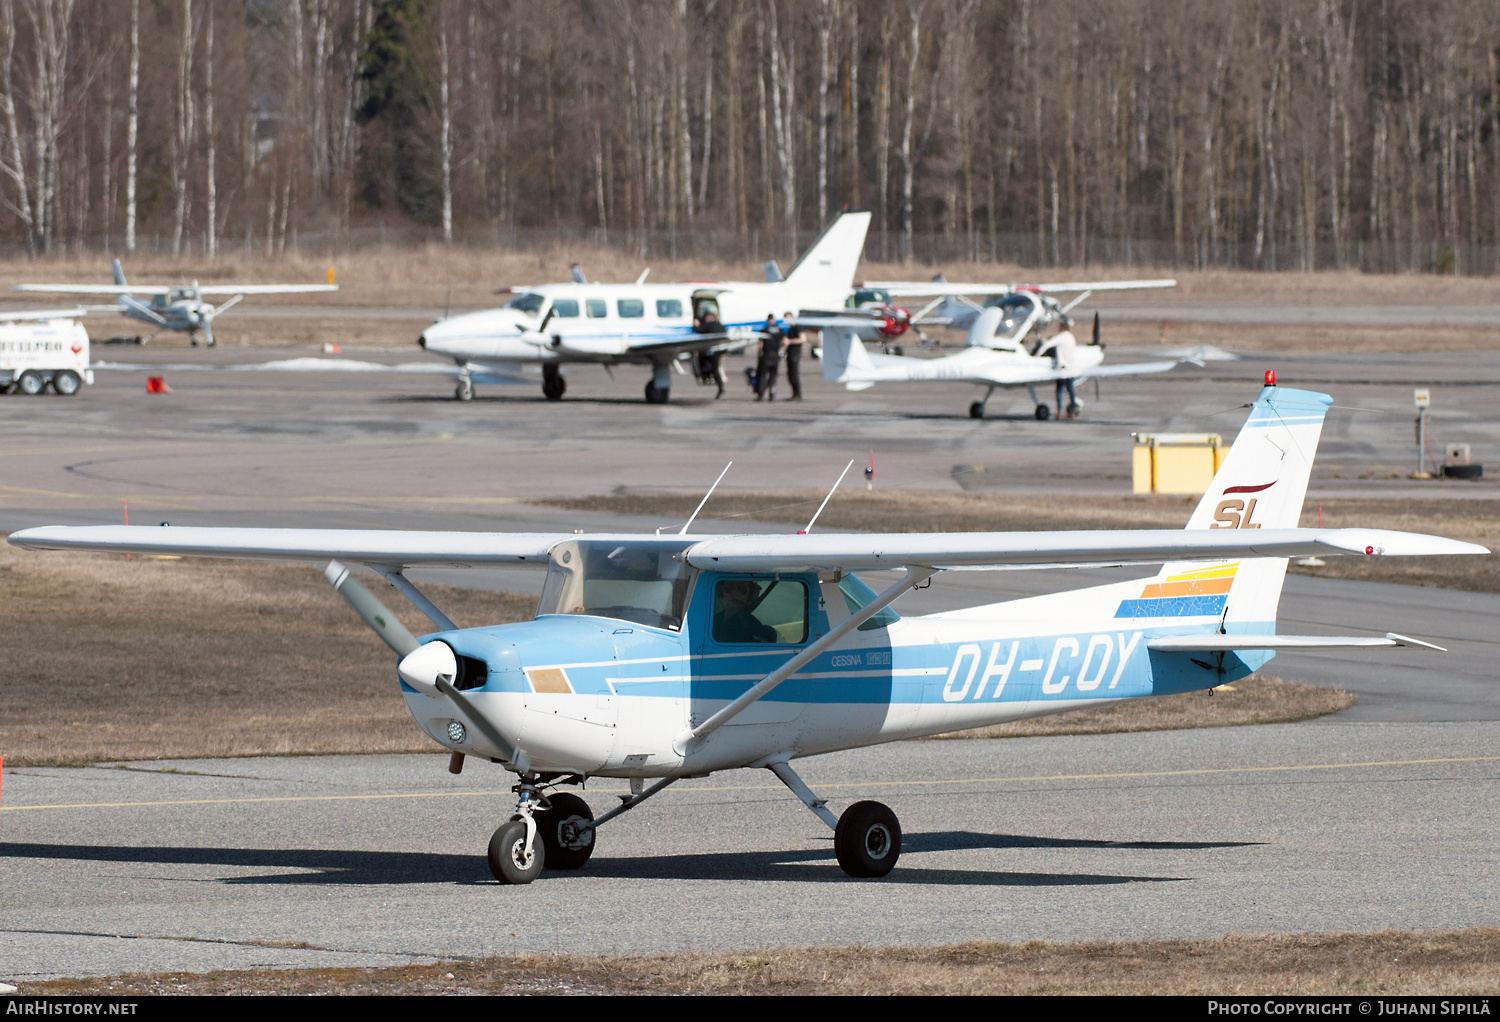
[{"xmin": 1132, "ymin": 433, "xmax": 1228, "ymax": 495}]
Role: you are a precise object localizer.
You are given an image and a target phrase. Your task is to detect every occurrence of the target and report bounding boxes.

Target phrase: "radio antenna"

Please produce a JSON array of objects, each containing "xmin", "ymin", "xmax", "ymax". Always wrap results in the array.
[
  {"xmin": 679, "ymin": 462, "xmax": 732, "ymax": 535},
  {"xmin": 801, "ymin": 460, "xmax": 854, "ymax": 534}
]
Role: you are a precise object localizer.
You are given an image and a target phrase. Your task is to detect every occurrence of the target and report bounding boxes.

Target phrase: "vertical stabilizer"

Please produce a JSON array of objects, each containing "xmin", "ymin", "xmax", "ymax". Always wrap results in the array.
[
  {"xmin": 1142, "ymin": 385, "xmax": 1333, "ymax": 631},
  {"xmin": 112, "ymin": 259, "xmax": 128, "ymax": 287},
  {"xmin": 781, "ymin": 211, "xmax": 872, "ymax": 296}
]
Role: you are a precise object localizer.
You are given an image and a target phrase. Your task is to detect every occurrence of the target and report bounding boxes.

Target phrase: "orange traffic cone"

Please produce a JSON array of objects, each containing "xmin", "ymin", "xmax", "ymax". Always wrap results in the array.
[{"xmin": 146, "ymin": 376, "xmax": 172, "ymax": 394}]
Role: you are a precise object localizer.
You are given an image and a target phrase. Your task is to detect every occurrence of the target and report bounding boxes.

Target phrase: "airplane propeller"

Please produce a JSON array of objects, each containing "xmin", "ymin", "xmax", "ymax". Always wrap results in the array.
[
  {"xmin": 324, "ymin": 560, "xmax": 419, "ymax": 656},
  {"xmin": 322, "ymin": 559, "xmax": 530, "ymax": 771}
]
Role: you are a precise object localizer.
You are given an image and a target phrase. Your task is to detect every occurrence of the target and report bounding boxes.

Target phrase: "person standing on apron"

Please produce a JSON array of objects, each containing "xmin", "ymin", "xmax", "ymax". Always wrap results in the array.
[
  {"xmin": 781, "ymin": 311, "xmax": 804, "ymax": 401},
  {"xmin": 755, "ymin": 315, "xmax": 783, "ymax": 401}
]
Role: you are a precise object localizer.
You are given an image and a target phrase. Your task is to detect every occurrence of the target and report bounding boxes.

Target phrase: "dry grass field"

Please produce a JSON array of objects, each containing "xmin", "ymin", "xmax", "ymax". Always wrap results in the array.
[
  {"xmin": 1, "ymin": 248, "xmax": 1494, "ymax": 351},
  {"xmin": 540, "ymin": 490, "xmax": 1500, "ymax": 593},
  {"xmin": 25, "ymin": 928, "xmax": 1500, "ymax": 995},
  {"xmin": 0, "ymin": 530, "xmax": 1353, "ymax": 766}
]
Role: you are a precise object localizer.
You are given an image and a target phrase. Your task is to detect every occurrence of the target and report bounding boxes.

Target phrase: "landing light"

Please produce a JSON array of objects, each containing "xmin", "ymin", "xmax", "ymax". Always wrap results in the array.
[{"xmin": 448, "ymin": 720, "xmax": 467, "ymax": 744}]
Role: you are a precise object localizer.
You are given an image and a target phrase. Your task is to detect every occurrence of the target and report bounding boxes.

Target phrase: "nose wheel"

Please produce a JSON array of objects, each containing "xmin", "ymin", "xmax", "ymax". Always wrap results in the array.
[{"xmin": 488, "ymin": 818, "xmax": 543, "ymax": 884}]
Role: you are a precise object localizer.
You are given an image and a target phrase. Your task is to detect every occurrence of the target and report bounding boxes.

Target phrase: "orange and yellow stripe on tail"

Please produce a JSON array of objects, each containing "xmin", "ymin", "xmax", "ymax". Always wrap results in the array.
[{"xmin": 1116, "ymin": 563, "xmax": 1238, "ymax": 618}]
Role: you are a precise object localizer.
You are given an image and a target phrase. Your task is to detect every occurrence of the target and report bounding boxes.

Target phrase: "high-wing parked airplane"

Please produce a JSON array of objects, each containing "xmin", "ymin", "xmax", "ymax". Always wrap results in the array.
[
  {"xmin": 417, "ymin": 212, "xmax": 871, "ymax": 404},
  {"xmin": 8, "ymin": 378, "xmax": 1485, "ymax": 883},
  {"xmin": 12, "ymin": 260, "xmax": 338, "ymax": 347},
  {"xmin": 810, "ymin": 304, "xmax": 1186, "ymax": 419},
  {"xmin": 857, "ymin": 276, "xmax": 1179, "ymax": 337}
]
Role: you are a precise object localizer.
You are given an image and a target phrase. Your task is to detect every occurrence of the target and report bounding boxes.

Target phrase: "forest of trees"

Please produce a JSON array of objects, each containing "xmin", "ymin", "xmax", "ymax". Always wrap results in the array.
[{"xmin": 3, "ymin": 0, "xmax": 1500, "ymax": 272}]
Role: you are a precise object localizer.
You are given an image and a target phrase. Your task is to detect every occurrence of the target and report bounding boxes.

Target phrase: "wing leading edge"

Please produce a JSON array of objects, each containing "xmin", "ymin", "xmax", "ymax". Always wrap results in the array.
[{"xmin": 8, "ymin": 524, "xmax": 1485, "ymax": 573}]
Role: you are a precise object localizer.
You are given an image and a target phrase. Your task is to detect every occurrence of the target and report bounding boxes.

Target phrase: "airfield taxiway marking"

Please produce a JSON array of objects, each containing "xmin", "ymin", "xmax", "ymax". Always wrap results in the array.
[{"xmin": 5, "ymin": 752, "xmax": 1496, "ymax": 814}]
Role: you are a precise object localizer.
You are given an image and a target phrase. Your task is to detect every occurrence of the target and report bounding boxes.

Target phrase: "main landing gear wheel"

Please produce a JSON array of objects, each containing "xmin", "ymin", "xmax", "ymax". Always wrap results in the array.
[
  {"xmin": 834, "ymin": 800, "xmax": 902, "ymax": 878},
  {"xmin": 488, "ymin": 818, "xmax": 543, "ymax": 885},
  {"xmin": 542, "ymin": 366, "xmax": 566, "ymax": 401},
  {"xmin": 1034, "ymin": 404, "xmax": 1051, "ymax": 421},
  {"xmin": 969, "ymin": 401, "xmax": 986, "ymax": 420},
  {"xmin": 644, "ymin": 381, "xmax": 670, "ymax": 404},
  {"xmin": 52, "ymin": 370, "xmax": 81, "ymax": 396},
  {"xmin": 536, "ymin": 792, "xmax": 595, "ymax": 870},
  {"xmin": 455, "ymin": 377, "xmax": 474, "ymax": 401}
]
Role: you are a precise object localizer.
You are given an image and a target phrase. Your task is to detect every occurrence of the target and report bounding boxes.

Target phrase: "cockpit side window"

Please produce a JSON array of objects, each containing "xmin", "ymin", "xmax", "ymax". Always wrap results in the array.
[
  {"xmin": 505, "ymin": 292, "xmax": 545, "ymax": 315},
  {"xmin": 712, "ymin": 578, "xmax": 808, "ymax": 645},
  {"xmin": 983, "ymin": 294, "xmax": 1036, "ymax": 340},
  {"xmin": 837, "ymin": 574, "xmax": 900, "ymax": 631},
  {"xmin": 551, "ymin": 298, "xmax": 579, "ymax": 318}
]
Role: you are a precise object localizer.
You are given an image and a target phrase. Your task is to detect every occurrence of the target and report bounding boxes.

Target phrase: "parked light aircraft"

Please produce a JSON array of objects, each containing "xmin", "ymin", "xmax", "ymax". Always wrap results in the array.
[
  {"xmin": 810, "ymin": 304, "xmax": 1186, "ymax": 419},
  {"xmin": 416, "ymin": 212, "xmax": 871, "ymax": 404},
  {"xmin": 857, "ymin": 276, "xmax": 1179, "ymax": 336},
  {"xmin": 8, "ymin": 378, "xmax": 1485, "ymax": 882},
  {"xmin": 12, "ymin": 260, "xmax": 338, "ymax": 347}
]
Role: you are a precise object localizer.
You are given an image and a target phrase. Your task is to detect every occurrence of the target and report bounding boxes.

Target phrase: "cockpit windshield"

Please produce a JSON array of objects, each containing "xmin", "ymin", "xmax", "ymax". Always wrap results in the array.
[
  {"xmin": 981, "ymin": 293, "xmax": 1037, "ymax": 339},
  {"xmin": 504, "ymin": 292, "xmax": 545, "ymax": 316},
  {"xmin": 536, "ymin": 539, "xmax": 696, "ymax": 630}
]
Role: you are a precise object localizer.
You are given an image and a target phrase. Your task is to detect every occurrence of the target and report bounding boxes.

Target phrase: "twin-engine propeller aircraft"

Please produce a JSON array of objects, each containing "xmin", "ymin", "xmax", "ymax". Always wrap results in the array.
[
  {"xmin": 13, "ymin": 260, "xmax": 338, "ymax": 347},
  {"xmin": 416, "ymin": 212, "xmax": 871, "ymax": 405},
  {"xmin": 8, "ymin": 377, "xmax": 1485, "ymax": 882},
  {"xmin": 810, "ymin": 303, "xmax": 1186, "ymax": 419}
]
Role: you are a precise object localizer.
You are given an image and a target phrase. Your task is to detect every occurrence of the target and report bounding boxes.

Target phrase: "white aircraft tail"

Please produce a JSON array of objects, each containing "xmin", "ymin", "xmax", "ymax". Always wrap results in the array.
[
  {"xmin": 820, "ymin": 328, "xmax": 875, "ymax": 384},
  {"xmin": 781, "ymin": 211, "xmax": 872, "ymax": 296},
  {"xmin": 1123, "ymin": 383, "xmax": 1333, "ymax": 630}
]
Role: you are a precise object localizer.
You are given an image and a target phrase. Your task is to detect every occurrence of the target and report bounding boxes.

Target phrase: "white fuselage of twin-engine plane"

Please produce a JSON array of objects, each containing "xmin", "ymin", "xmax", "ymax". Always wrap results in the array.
[{"xmin": 417, "ymin": 211, "xmax": 871, "ymax": 404}]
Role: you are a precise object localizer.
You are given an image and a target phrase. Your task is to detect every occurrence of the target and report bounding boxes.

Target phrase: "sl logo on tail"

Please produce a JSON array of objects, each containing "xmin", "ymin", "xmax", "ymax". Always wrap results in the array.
[{"xmin": 1210, "ymin": 481, "xmax": 1275, "ymax": 530}]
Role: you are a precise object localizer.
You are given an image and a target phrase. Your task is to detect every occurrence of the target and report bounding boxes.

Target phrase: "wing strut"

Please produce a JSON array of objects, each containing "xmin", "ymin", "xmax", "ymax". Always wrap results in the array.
[
  {"xmin": 372, "ymin": 565, "xmax": 459, "ymax": 631},
  {"xmin": 676, "ymin": 565, "xmax": 936, "ymax": 752}
]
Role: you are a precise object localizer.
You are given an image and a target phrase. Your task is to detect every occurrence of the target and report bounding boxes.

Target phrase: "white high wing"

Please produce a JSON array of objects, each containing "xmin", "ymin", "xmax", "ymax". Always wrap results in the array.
[
  {"xmin": 8, "ymin": 382, "xmax": 1485, "ymax": 882},
  {"xmin": 13, "ymin": 260, "xmax": 338, "ymax": 347},
  {"xmin": 416, "ymin": 212, "xmax": 871, "ymax": 405}
]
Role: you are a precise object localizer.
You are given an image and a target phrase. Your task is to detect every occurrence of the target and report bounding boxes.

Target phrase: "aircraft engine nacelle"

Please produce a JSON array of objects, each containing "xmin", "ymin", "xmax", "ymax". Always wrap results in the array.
[{"xmin": 876, "ymin": 306, "xmax": 912, "ymax": 338}]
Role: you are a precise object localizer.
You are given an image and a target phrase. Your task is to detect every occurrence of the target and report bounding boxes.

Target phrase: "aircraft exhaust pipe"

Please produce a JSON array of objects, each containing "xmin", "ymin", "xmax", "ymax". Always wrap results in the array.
[{"xmin": 325, "ymin": 560, "xmax": 419, "ymax": 657}]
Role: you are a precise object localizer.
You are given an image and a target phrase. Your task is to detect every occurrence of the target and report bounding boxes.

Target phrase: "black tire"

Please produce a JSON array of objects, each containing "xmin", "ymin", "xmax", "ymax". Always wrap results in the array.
[
  {"xmin": 16, "ymin": 371, "xmax": 45, "ymax": 396},
  {"xmin": 536, "ymin": 792, "xmax": 595, "ymax": 870},
  {"xmin": 834, "ymin": 800, "xmax": 902, "ymax": 878},
  {"xmin": 542, "ymin": 369, "xmax": 565, "ymax": 401},
  {"xmin": 488, "ymin": 818, "xmax": 543, "ymax": 885},
  {"xmin": 52, "ymin": 370, "xmax": 81, "ymax": 396},
  {"xmin": 1034, "ymin": 404, "xmax": 1051, "ymax": 421},
  {"xmin": 644, "ymin": 381, "xmax": 670, "ymax": 404},
  {"xmin": 968, "ymin": 401, "xmax": 985, "ymax": 420}
]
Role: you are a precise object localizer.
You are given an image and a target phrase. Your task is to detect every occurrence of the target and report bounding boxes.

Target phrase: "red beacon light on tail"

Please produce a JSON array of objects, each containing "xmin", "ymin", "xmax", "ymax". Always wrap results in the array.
[{"xmin": 1264, "ymin": 369, "xmax": 1277, "ymax": 386}]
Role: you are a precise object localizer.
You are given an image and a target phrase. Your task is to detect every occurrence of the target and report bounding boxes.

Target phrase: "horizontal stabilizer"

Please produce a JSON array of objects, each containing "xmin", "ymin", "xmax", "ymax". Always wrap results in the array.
[{"xmin": 1148, "ymin": 632, "xmax": 1446, "ymax": 653}]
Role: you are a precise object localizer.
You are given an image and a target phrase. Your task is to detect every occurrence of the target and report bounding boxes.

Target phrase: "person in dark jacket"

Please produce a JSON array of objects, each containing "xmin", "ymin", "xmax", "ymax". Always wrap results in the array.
[
  {"xmin": 781, "ymin": 311, "xmax": 804, "ymax": 400},
  {"xmin": 755, "ymin": 315, "xmax": 783, "ymax": 401}
]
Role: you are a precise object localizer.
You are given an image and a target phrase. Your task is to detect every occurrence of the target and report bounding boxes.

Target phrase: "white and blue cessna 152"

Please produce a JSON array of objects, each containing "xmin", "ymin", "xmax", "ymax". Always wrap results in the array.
[
  {"xmin": 416, "ymin": 212, "xmax": 871, "ymax": 405},
  {"xmin": 8, "ymin": 378, "xmax": 1485, "ymax": 883}
]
